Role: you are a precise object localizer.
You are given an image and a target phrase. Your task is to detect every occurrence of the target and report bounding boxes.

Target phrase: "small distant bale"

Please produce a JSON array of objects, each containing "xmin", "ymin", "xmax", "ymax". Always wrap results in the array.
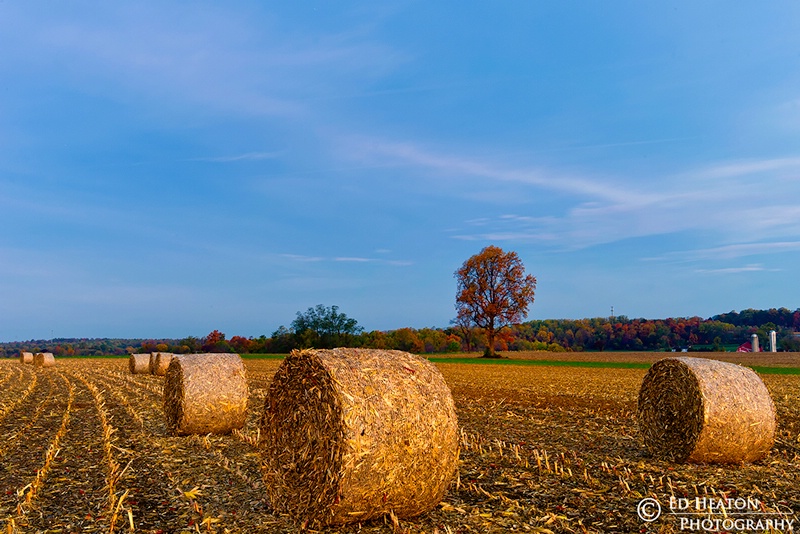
[
  {"xmin": 34, "ymin": 352, "xmax": 55, "ymax": 368},
  {"xmin": 638, "ymin": 356, "xmax": 776, "ymax": 463},
  {"xmin": 163, "ymin": 353, "xmax": 247, "ymax": 436},
  {"xmin": 20, "ymin": 352, "xmax": 34, "ymax": 364},
  {"xmin": 129, "ymin": 353, "xmax": 150, "ymax": 374},
  {"xmin": 151, "ymin": 352, "xmax": 174, "ymax": 376},
  {"xmin": 261, "ymin": 348, "xmax": 459, "ymax": 528}
]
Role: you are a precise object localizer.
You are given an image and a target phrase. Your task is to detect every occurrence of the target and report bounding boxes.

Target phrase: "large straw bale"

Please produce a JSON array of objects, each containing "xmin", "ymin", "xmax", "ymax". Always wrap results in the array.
[
  {"xmin": 163, "ymin": 353, "xmax": 247, "ymax": 435},
  {"xmin": 638, "ymin": 356, "xmax": 775, "ymax": 463},
  {"xmin": 151, "ymin": 352, "xmax": 174, "ymax": 376},
  {"xmin": 261, "ymin": 348, "xmax": 459, "ymax": 528},
  {"xmin": 34, "ymin": 352, "xmax": 55, "ymax": 368},
  {"xmin": 129, "ymin": 353, "xmax": 150, "ymax": 374},
  {"xmin": 19, "ymin": 352, "xmax": 34, "ymax": 364}
]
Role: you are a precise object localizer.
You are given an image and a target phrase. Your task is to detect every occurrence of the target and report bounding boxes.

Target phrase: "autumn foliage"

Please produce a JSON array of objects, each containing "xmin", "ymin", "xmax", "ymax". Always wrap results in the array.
[
  {"xmin": 3, "ymin": 308, "xmax": 800, "ymax": 357},
  {"xmin": 454, "ymin": 246, "xmax": 537, "ymax": 357}
]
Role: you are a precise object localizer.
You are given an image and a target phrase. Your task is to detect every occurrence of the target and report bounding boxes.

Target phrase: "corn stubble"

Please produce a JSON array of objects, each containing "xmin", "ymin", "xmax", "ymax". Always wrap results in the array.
[
  {"xmin": 2, "ymin": 354, "xmax": 800, "ymax": 533},
  {"xmin": 261, "ymin": 348, "xmax": 459, "ymax": 528}
]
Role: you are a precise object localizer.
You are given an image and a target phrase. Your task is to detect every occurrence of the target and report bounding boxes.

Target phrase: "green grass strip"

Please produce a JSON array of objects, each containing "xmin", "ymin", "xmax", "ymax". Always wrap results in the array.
[
  {"xmin": 240, "ymin": 353, "xmax": 285, "ymax": 360},
  {"xmin": 748, "ymin": 365, "xmax": 800, "ymax": 375},
  {"xmin": 426, "ymin": 357, "xmax": 651, "ymax": 369}
]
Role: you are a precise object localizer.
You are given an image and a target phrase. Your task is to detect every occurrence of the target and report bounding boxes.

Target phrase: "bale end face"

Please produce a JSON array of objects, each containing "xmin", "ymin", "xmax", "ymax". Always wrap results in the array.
[
  {"xmin": 638, "ymin": 356, "xmax": 776, "ymax": 464},
  {"xmin": 261, "ymin": 348, "xmax": 459, "ymax": 528},
  {"xmin": 151, "ymin": 352, "xmax": 174, "ymax": 376}
]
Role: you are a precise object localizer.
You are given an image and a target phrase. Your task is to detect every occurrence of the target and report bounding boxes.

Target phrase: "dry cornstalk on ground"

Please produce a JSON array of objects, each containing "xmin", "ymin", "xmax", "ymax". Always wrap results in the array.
[
  {"xmin": 261, "ymin": 348, "xmax": 460, "ymax": 529},
  {"xmin": 19, "ymin": 352, "xmax": 33, "ymax": 364},
  {"xmin": 1, "ymin": 356, "xmax": 800, "ymax": 533},
  {"xmin": 150, "ymin": 352, "xmax": 174, "ymax": 376},
  {"xmin": 33, "ymin": 353, "xmax": 55, "ymax": 368},
  {"xmin": 129, "ymin": 354, "xmax": 150, "ymax": 374},
  {"xmin": 637, "ymin": 356, "xmax": 776, "ymax": 463},
  {"xmin": 163, "ymin": 353, "xmax": 248, "ymax": 435}
]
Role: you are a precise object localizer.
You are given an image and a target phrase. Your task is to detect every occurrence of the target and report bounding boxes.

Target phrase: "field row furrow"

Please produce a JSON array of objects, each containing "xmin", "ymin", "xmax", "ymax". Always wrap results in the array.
[
  {"xmin": 15, "ymin": 372, "xmax": 75, "ymax": 515},
  {"xmin": 0, "ymin": 367, "xmax": 38, "ymax": 427},
  {"xmin": 0, "ymin": 371, "xmax": 65, "ymax": 521}
]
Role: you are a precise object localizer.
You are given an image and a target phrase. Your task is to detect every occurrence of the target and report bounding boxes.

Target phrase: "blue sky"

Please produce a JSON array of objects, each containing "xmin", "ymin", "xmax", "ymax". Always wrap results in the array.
[{"xmin": 2, "ymin": 2, "xmax": 800, "ymax": 341}]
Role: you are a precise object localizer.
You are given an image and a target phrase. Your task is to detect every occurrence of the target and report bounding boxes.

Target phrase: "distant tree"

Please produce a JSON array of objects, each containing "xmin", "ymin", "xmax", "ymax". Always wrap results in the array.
[
  {"xmin": 389, "ymin": 327, "xmax": 425, "ymax": 353},
  {"xmin": 202, "ymin": 330, "xmax": 231, "ymax": 352},
  {"xmin": 455, "ymin": 245, "xmax": 537, "ymax": 358},
  {"xmin": 179, "ymin": 336, "xmax": 201, "ymax": 353},
  {"xmin": 269, "ymin": 326, "xmax": 297, "ymax": 353},
  {"xmin": 291, "ymin": 304, "xmax": 363, "ymax": 349},
  {"xmin": 451, "ymin": 314, "xmax": 477, "ymax": 352},
  {"xmin": 229, "ymin": 335, "xmax": 253, "ymax": 354}
]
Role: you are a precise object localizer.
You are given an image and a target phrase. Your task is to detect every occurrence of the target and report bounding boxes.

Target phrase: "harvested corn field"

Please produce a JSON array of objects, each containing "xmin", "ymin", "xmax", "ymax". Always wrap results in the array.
[{"xmin": 1, "ymin": 355, "xmax": 799, "ymax": 533}]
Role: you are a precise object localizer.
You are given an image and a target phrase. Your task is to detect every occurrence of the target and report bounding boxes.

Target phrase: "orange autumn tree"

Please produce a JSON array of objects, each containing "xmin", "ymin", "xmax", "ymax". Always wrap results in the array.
[{"xmin": 455, "ymin": 245, "xmax": 537, "ymax": 358}]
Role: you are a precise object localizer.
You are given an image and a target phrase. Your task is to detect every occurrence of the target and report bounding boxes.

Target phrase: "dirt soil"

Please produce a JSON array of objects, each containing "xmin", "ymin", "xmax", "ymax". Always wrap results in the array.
[{"xmin": 1, "ymin": 355, "xmax": 798, "ymax": 533}]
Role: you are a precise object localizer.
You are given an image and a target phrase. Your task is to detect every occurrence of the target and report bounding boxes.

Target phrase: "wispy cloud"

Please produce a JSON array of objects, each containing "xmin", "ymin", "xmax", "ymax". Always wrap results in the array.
[
  {"xmin": 280, "ymin": 254, "xmax": 324, "ymax": 262},
  {"xmin": 693, "ymin": 157, "xmax": 800, "ymax": 179},
  {"xmin": 643, "ymin": 241, "xmax": 800, "ymax": 263},
  {"xmin": 695, "ymin": 264, "xmax": 781, "ymax": 274},
  {"xmin": 687, "ymin": 241, "xmax": 800, "ymax": 260},
  {"xmin": 341, "ymin": 137, "xmax": 655, "ymax": 206},
  {"xmin": 335, "ymin": 257, "xmax": 372, "ymax": 262},
  {"xmin": 190, "ymin": 152, "xmax": 282, "ymax": 163},
  {"xmin": 338, "ymin": 136, "xmax": 800, "ymax": 250},
  {"xmin": 6, "ymin": 4, "xmax": 404, "ymax": 122},
  {"xmin": 284, "ymin": 253, "xmax": 412, "ymax": 266}
]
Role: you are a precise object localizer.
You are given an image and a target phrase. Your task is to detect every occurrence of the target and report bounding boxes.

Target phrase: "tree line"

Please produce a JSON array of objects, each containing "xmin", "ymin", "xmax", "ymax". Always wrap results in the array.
[{"xmin": 3, "ymin": 306, "xmax": 799, "ymax": 357}]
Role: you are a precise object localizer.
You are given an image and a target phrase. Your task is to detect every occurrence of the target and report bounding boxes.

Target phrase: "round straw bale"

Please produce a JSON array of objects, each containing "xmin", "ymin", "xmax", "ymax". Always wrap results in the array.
[
  {"xmin": 33, "ymin": 352, "xmax": 55, "ymax": 368},
  {"xmin": 163, "ymin": 353, "xmax": 247, "ymax": 436},
  {"xmin": 19, "ymin": 352, "xmax": 34, "ymax": 364},
  {"xmin": 151, "ymin": 352, "xmax": 174, "ymax": 376},
  {"xmin": 129, "ymin": 353, "xmax": 151, "ymax": 374},
  {"xmin": 638, "ymin": 356, "xmax": 775, "ymax": 464},
  {"xmin": 261, "ymin": 348, "xmax": 459, "ymax": 528}
]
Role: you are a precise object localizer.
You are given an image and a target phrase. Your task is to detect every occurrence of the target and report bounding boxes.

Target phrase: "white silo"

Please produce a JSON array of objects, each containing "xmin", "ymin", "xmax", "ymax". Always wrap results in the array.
[
  {"xmin": 769, "ymin": 330, "xmax": 777, "ymax": 352},
  {"xmin": 751, "ymin": 333, "xmax": 760, "ymax": 353}
]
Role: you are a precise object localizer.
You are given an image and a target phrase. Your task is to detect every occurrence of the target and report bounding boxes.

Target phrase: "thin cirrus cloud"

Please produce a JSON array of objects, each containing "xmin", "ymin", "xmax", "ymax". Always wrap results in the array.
[
  {"xmin": 188, "ymin": 152, "xmax": 283, "ymax": 163},
  {"xmin": 649, "ymin": 241, "xmax": 800, "ymax": 263},
  {"xmin": 10, "ymin": 4, "xmax": 401, "ymax": 123},
  {"xmin": 695, "ymin": 264, "xmax": 781, "ymax": 274},
  {"xmin": 281, "ymin": 253, "xmax": 412, "ymax": 266},
  {"xmin": 338, "ymin": 136, "xmax": 800, "ymax": 250},
  {"xmin": 341, "ymin": 136, "xmax": 656, "ymax": 206}
]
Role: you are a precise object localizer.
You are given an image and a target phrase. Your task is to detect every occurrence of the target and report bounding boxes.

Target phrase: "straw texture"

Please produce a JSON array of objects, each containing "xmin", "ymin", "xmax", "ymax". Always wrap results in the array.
[
  {"xmin": 261, "ymin": 348, "xmax": 459, "ymax": 528},
  {"xmin": 19, "ymin": 352, "xmax": 34, "ymax": 364},
  {"xmin": 638, "ymin": 356, "xmax": 775, "ymax": 463},
  {"xmin": 151, "ymin": 352, "xmax": 174, "ymax": 376},
  {"xmin": 129, "ymin": 354, "xmax": 151, "ymax": 374},
  {"xmin": 34, "ymin": 353, "xmax": 55, "ymax": 368},
  {"xmin": 163, "ymin": 353, "xmax": 248, "ymax": 436}
]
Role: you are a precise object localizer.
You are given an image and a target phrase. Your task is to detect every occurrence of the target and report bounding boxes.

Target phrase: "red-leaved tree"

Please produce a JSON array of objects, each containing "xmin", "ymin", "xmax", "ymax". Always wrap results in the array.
[{"xmin": 455, "ymin": 245, "xmax": 537, "ymax": 358}]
